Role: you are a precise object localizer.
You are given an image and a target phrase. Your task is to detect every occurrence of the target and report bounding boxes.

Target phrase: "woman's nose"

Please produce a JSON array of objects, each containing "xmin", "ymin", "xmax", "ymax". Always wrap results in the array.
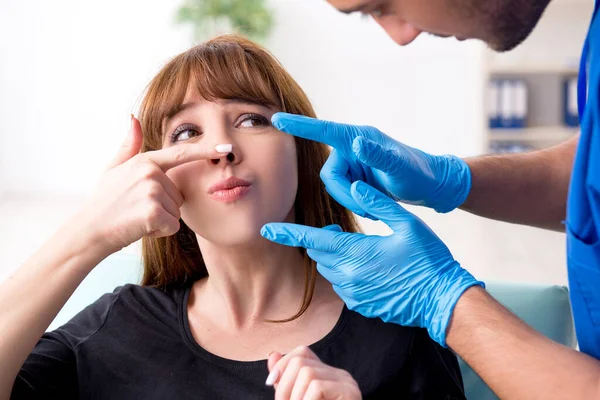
[{"xmin": 211, "ymin": 145, "xmax": 239, "ymax": 165}]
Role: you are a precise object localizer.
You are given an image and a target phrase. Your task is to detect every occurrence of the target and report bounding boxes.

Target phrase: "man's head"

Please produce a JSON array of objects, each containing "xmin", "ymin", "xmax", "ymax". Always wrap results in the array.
[{"xmin": 328, "ymin": 0, "xmax": 552, "ymax": 52}]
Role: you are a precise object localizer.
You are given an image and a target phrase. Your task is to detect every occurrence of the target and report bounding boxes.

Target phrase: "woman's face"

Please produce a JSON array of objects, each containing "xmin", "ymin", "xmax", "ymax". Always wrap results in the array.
[{"xmin": 162, "ymin": 90, "xmax": 298, "ymax": 246}]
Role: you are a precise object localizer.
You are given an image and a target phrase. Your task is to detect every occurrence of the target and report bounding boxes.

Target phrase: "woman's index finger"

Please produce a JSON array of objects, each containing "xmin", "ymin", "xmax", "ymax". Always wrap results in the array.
[{"xmin": 145, "ymin": 145, "xmax": 227, "ymax": 171}]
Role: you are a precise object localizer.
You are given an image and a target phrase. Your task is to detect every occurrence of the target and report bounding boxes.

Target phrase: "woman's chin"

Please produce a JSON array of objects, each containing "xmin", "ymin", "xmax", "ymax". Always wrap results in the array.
[
  {"xmin": 196, "ymin": 226, "xmax": 268, "ymax": 248},
  {"xmin": 186, "ymin": 209, "xmax": 295, "ymax": 248}
]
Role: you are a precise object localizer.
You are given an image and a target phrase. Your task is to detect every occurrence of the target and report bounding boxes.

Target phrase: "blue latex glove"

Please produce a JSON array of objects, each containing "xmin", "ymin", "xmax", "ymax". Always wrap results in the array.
[
  {"xmin": 272, "ymin": 113, "xmax": 472, "ymax": 215},
  {"xmin": 261, "ymin": 181, "xmax": 483, "ymax": 346}
]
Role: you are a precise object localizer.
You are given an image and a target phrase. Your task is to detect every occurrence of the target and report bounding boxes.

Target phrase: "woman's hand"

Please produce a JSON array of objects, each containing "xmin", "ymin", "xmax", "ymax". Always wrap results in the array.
[
  {"xmin": 0, "ymin": 116, "xmax": 230, "ymax": 396},
  {"xmin": 266, "ymin": 346, "xmax": 361, "ymax": 400},
  {"xmin": 77, "ymin": 116, "xmax": 224, "ymax": 256}
]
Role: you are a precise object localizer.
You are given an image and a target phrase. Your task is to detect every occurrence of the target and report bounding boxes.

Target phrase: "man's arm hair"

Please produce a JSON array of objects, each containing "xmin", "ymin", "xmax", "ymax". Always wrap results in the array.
[
  {"xmin": 447, "ymin": 286, "xmax": 600, "ymax": 399},
  {"xmin": 460, "ymin": 135, "xmax": 578, "ymax": 231}
]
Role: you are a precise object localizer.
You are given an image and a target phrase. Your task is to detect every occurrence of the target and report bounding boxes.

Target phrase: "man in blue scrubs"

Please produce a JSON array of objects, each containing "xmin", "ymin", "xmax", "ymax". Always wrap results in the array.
[{"xmin": 260, "ymin": 0, "xmax": 600, "ymax": 397}]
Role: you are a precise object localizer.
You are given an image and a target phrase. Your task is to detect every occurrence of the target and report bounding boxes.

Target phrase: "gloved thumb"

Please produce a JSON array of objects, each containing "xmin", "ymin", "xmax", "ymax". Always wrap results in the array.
[
  {"xmin": 322, "ymin": 224, "xmax": 343, "ymax": 232},
  {"xmin": 310, "ymin": 224, "xmax": 347, "ymax": 283},
  {"xmin": 350, "ymin": 180, "xmax": 412, "ymax": 231},
  {"xmin": 352, "ymin": 136, "xmax": 411, "ymax": 178}
]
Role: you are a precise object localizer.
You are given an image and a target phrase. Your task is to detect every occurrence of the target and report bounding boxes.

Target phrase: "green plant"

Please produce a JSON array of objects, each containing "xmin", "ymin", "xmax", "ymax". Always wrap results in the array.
[{"xmin": 176, "ymin": 0, "xmax": 273, "ymax": 42}]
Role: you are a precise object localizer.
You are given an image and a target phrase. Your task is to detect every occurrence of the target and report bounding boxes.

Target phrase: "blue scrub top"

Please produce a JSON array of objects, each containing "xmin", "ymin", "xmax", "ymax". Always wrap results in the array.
[{"xmin": 567, "ymin": 0, "xmax": 600, "ymax": 359}]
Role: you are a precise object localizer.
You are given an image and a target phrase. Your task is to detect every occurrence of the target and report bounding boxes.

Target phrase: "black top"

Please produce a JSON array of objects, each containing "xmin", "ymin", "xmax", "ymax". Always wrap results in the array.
[{"xmin": 12, "ymin": 284, "xmax": 466, "ymax": 399}]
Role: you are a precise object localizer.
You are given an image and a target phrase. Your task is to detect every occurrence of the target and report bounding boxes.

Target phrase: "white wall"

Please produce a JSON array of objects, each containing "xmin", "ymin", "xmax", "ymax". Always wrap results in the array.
[
  {"xmin": 268, "ymin": 0, "xmax": 486, "ymax": 158},
  {"xmin": 264, "ymin": 1, "xmax": 567, "ymax": 286},
  {"xmin": 0, "ymin": 0, "xmax": 569, "ymax": 286},
  {"xmin": 0, "ymin": 0, "xmax": 193, "ymax": 196},
  {"xmin": 488, "ymin": 0, "xmax": 593, "ymax": 69},
  {"xmin": 0, "ymin": 0, "xmax": 485, "ymax": 198}
]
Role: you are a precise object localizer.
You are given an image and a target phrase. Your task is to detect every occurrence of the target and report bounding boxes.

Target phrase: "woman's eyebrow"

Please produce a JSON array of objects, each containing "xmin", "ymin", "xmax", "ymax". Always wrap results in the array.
[
  {"xmin": 338, "ymin": 1, "xmax": 372, "ymax": 14},
  {"xmin": 165, "ymin": 102, "xmax": 197, "ymax": 125},
  {"xmin": 164, "ymin": 98, "xmax": 268, "ymax": 128},
  {"xmin": 222, "ymin": 98, "xmax": 265, "ymax": 108}
]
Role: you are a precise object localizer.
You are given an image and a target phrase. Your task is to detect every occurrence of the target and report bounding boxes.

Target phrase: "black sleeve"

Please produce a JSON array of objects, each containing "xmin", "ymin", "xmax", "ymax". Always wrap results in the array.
[
  {"xmin": 401, "ymin": 329, "xmax": 466, "ymax": 400},
  {"xmin": 11, "ymin": 287, "xmax": 121, "ymax": 399}
]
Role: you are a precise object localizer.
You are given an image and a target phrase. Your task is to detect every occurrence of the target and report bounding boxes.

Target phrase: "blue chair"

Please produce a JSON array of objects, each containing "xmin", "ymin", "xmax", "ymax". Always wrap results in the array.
[
  {"xmin": 49, "ymin": 252, "xmax": 143, "ymax": 331},
  {"xmin": 50, "ymin": 254, "xmax": 577, "ymax": 399},
  {"xmin": 458, "ymin": 282, "xmax": 576, "ymax": 399}
]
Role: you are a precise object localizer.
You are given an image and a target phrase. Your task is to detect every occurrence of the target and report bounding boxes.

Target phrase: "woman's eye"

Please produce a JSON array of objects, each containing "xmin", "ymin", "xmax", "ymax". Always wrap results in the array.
[
  {"xmin": 370, "ymin": 4, "xmax": 393, "ymax": 18},
  {"xmin": 171, "ymin": 125, "xmax": 201, "ymax": 142},
  {"xmin": 238, "ymin": 114, "xmax": 269, "ymax": 128},
  {"xmin": 371, "ymin": 8, "xmax": 385, "ymax": 18}
]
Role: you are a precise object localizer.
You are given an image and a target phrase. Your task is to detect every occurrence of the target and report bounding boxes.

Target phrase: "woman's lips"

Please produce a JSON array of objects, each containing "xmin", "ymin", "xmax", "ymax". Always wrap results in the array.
[
  {"xmin": 210, "ymin": 185, "xmax": 251, "ymax": 202},
  {"xmin": 208, "ymin": 176, "xmax": 252, "ymax": 203}
]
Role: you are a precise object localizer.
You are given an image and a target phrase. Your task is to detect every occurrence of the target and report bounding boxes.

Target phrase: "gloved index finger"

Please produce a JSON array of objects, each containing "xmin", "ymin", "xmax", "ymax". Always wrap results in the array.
[
  {"xmin": 271, "ymin": 113, "xmax": 359, "ymax": 150},
  {"xmin": 260, "ymin": 222, "xmax": 342, "ymax": 253}
]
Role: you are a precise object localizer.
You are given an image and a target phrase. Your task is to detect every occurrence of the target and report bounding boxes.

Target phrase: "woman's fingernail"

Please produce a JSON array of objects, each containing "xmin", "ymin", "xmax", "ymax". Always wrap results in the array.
[
  {"xmin": 215, "ymin": 144, "xmax": 232, "ymax": 153},
  {"xmin": 265, "ymin": 368, "xmax": 279, "ymax": 386},
  {"xmin": 129, "ymin": 114, "xmax": 134, "ymax": 130}
]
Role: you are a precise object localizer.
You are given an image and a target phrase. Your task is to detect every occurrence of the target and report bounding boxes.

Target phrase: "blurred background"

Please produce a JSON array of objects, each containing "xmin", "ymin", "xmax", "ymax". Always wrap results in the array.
[{"xmin": 0, "ymin": 0, "xmax": 594, "ymax": 286}]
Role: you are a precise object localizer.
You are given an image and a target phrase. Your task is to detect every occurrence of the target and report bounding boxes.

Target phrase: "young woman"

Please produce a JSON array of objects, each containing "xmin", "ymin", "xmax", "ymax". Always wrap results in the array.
[{"xmin": 2, "ymin": 35, "xmax": 466, "ymax": 399}]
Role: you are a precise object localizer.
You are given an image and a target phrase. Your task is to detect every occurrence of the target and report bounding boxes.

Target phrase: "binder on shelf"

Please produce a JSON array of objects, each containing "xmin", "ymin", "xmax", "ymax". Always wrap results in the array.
[
  {"xmin": 564, "ymin": 77, "xmax": 579, "ymax": 127},
  {"xmin": 490, "ymin": 79, "xmax": 528, "ymax": 129},
  {"xmin": 499, "ymin": 80, "xmax": 515, "ymax": 128},
  {"xmin": 514, "ymin": 80, "xmax": 528, "ymax": 129},
  {"xmin": 488, "ymin": 80, "xmax": 501, "ymax": 128}
]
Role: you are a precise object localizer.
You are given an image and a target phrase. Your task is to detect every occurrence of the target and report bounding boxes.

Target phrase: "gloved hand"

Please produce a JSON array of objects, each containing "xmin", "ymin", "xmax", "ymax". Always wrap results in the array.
[
  {"xmin": 272, "ymin": 113, "xmax": 472, "ymax": 215},
  {"xmin": 261, "ymin": 180, "xmax": 483, "ymax": 346}
]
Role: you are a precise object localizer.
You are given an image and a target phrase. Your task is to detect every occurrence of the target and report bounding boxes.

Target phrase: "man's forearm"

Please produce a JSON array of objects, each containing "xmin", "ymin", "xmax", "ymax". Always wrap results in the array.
[
  {"xmin": 447, "ymin": 286, "xmax": 600, "ymax": 399},
  {"xmin": 460, "ymin": 136, "xmax": 578, "ymax": 231}
]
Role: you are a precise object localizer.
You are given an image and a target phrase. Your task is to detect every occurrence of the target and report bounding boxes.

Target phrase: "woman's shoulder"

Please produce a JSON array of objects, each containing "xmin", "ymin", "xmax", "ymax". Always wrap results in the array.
[
  {"xmin": 313, "ymin": 306, "xmax": 420, "ymax": 361},
  {"xmin": 339, "ymin": 307, "xmax": 420, "ymax": 342},
  {"xmin": 319, "ymin": 308, "xmax": 464, "ymax": 399},
  {"xmin": 80, "ymin": 283, "xmax": 185, "ymax": 316},
  {"xmin": 338, "ymin": 308, "xmax": 455, "ymax": 358},
  {"xmin": 96, "ymin": 283, "xmax": 188, "ymax": 326},
  {"xmin": 52, "ymin": 283, "xmax": 188, "ymax": 346},
  {"xmin": 110, "ymin": 283, "xmax": 185, "ymax": 306}
]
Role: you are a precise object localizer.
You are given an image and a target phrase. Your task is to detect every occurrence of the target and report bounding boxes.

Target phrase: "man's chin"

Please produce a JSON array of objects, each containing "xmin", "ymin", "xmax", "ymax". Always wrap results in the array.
[
  {"xmin": 485, "ymin": 0, "xmax": 550, "ymax": 53},
  {"xmin": 487, "ymin": 37, "xmax": 528, "ymax": 53}
]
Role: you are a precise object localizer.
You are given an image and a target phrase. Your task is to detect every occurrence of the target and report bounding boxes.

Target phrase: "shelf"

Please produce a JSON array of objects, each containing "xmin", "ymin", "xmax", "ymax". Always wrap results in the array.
[
  {"xmin": 488, "ymin": 64, "xmax": 579, "ymax": 75},
  {"xmin": 489, "ymin": 126, "xmax": 579, "ymax": 142},
  {"xmin": 552, "ymin": 0, "xmax": 594, "ymax": 6}
]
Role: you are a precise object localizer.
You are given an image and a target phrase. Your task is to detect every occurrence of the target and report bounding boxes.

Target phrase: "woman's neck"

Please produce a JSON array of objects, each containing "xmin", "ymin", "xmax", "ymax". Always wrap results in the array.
[{"xmin": 190, "ymin": 236, "xmax": 314, "ymax": 329}]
